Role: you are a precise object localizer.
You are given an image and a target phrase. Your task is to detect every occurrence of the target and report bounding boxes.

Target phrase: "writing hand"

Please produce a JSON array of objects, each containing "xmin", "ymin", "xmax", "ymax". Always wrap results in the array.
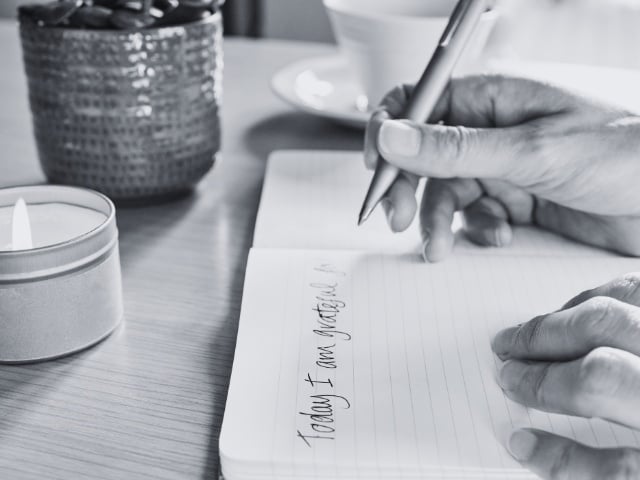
[
  {"xmin": 492, "ymin": 273, "xmax": 640, "ymax": 479},
  {"xmin": 364, "ymin": 76, "xmax": 640, "ymax": 262}
]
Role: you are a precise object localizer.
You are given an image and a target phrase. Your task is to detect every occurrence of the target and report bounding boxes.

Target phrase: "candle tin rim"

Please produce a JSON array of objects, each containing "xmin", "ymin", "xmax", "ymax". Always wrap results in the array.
[
  {"xmin": 0, "ymin": 185, "xmax": 114, "ymax": 254},
  {"xmin": 0, "ymin": 185, "xmax": 118, "ymax": 281}
]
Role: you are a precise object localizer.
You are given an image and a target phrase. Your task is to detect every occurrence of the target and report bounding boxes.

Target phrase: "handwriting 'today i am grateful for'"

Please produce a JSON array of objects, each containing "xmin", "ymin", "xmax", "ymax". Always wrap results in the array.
[{"xmin": 297, "ymin": 264, "xmax": 352, "ymax": 448}]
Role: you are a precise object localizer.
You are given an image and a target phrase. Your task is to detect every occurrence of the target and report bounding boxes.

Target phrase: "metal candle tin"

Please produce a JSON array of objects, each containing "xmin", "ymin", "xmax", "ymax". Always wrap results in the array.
[{"xmin": 0, "ymin": 186, "xmax": 123, "ymax": 363}]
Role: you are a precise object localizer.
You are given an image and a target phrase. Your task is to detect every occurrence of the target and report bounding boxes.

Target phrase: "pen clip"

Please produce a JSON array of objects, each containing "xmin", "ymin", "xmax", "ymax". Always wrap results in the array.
[{"xmin": 438, "ymin": 0, "xmax": 472, "ymax": 47}]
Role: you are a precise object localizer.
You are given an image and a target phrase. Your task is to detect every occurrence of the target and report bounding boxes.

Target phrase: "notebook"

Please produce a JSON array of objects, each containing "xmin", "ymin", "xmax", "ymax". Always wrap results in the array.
[{"xmin": 219, "ymin": 150, "xmax": 640, "ymax": 480}]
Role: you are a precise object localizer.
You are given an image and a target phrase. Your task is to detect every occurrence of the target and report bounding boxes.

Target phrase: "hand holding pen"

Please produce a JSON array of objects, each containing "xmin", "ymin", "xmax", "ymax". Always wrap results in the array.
[
  {"xmin": 363, "ymin": 74, "xmax": 640, "ymax": 262},
  {"xmin": 358, "ymin": 0, "xmax": 488, "ymax": 226}
]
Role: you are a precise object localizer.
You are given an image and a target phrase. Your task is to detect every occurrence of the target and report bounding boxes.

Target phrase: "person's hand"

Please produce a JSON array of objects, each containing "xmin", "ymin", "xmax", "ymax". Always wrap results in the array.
[
  {"xmin": 492, "ymin": 273, "xmax": 640, "ymax": 479},
  {"xmin": 364, "ymin": 76, "xmax": 640, "ymax": 262}
]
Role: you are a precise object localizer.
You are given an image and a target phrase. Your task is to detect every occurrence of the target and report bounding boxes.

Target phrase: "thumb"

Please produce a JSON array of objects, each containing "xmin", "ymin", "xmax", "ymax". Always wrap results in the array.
[
  {"xmin": 377, "ymin": 119, "xmax": 534, "ymax": 185},
  {"xmin": 508, "ymin": 429, "xmax": 640, "ymax": 480}
]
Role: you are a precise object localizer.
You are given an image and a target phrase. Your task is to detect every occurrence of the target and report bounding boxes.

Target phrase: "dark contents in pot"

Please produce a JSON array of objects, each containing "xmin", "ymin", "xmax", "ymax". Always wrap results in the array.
[{"xmin": 18, "ymin": 0, "xmax": 221, "ymax": 29}]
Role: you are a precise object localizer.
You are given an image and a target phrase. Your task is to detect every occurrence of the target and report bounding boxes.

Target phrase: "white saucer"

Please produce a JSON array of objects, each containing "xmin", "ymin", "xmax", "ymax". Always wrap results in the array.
[
  {"xmin": 272, "ymin": 54, "xmax": 640, "ymax": 130},
  {"xmin": 271, "ymin": 55, "xmax": 370, "ymax": 129}
]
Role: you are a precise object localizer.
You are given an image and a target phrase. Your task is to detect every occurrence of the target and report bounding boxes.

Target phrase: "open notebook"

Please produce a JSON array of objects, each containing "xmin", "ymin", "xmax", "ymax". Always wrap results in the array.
[{"xmin": 220, "ymin": 150, "xmax": 640, "ymax": 480}]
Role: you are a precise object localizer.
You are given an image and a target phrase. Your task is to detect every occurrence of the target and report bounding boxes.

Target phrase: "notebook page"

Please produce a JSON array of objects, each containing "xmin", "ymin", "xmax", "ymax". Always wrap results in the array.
[
  {"xmin": 253, "ymin": 150, "xmax": 421, "ymax": 253},
  {"xmin": 220, "ymin": 248, "xmax": 640, "ymax": 479},
  {"xmin": 254, "ymin": 150, "xmax": 613, "ymax": 258}
]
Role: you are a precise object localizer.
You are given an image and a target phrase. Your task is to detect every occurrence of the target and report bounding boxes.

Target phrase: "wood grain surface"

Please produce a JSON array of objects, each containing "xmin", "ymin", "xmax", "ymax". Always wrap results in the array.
[{"xmin": 0, "ymin": 21, "xmax": 362, "ymax": 479}]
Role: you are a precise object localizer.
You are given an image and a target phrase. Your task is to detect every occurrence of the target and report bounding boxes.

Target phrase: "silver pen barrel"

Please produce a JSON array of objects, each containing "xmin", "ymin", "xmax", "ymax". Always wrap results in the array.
[{"xmin": 358, "ymin": 0, "xmax": 487, "ymax": 226}]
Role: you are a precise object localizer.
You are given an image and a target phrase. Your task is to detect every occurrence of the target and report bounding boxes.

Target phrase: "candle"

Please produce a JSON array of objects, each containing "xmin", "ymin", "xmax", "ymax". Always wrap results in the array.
[
  {"xmin": 0, "ymin": 185, "xmax": 123, "ymax": 363},
  {"xmin": 0, "ymin": 201, "xmax": 107, "ymax": 251},
  {"xmin": 10, "ymin": 198, "xmax": 33, "ymax": 250}
]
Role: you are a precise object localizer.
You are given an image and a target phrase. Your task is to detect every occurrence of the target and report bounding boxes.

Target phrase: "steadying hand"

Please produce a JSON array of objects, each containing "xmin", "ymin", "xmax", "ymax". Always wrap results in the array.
[
  {"xmin": 492, "ymin": 273, "xmax": 640, "ymax": 479},
  {"xmin": 364, "ymin": 76, "xmax": 640, "ymax": 262}
]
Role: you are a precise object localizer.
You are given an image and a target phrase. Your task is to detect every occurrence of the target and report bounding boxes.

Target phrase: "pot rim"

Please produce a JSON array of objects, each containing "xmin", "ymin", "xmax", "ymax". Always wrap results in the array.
[{"xmin": 19, "ymin": 8, "xmax": 221, "ymax": 36}]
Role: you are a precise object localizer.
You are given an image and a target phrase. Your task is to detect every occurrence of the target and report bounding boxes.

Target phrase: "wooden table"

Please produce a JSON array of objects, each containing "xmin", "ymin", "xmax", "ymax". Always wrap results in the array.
[{"xmin": 0, "ymin": 21, "xmax": 362, "ymax": 479}]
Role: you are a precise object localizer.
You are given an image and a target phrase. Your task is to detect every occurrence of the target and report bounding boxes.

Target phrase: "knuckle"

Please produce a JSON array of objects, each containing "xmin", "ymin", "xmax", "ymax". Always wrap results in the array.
[
  {"xmin": 478, "ymin": 74, "xmax": 504, "ymax": 100},
  {"xmin": 437, "ymin": 126, "xmax": 473, "ymax": 175},
  {"xmin": 619, "ymin": 308, "xmax": 640, "ymax": 345},
  {"xmin": 603, "ymin": 449, "xmax": 640, "ymax": 480},
  {"xmin": 578, "ymin": 296, "xmax": 617, "ymax": 342},
  {"xmin": 380, "ymin": 85, "xmax": 406, "ymax": 111},
  {"xmin": 583, "ymin": 295, "xmax": 615, "ymax": 313},
  {"xmin": 577, "ymin": 347, "xmax": 625, "ymax": 404},
  {"xmin": 548, "ymin": 442, "xmax": 576, "ymax": 480},
  {"xmin": 368, "ymin": 108, "xmax": 389, "ymax": 129},
  {"xmin": 514, "ymin": 315, "xmax": 546, "ymax": 354},
  {"xmin": 533, "ymin": 363, "xmax": 554, "ymax": 408},
  {"xmin": 520, "ymin": 125, "xmax": 548, "ymax": 160},
  {"xmin": 382, "ymin": 85, "xmax": 402, "ymax": 102},
  {"xmin": 400, "ymin": 83, "xmax": 414, "ymax": 100},
  {"xmin": 514, "ymin": 124, "xmax": 561, "ymax": 188},
  {"xmin": 617, "ymin": 273, "xmax": 640, "ymax": 305},
  {"xmin": 576, "ymin": 295, "xmax": 640, "ymax": 350},
  {"xmin": 465, "ymin": 73, "xmax": 503, "ymax": 100}
]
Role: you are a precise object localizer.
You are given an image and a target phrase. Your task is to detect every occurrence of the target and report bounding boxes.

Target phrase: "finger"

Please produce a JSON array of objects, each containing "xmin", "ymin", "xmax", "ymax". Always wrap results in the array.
[
  {"xmin": 479, "ymin": 179, "xmax": 536, "ymax": 225},
  {"xmin": 420, "ymin": 178, "xmax": 483, "ymax": 262},
  {"xmin": 376, "ymin": 118, "xmax": 532, "ymax": 184},
  {"xmin": 364, "ymin": 108, "xmax": 391, "ymax": 170},
  {"xmin": 444, "ymin": 75, "xmax": 588, "ymax": 128},
  {"xmin": 374, "ymin": 74, "xmax": 584, "ymax": 130},
  {"xmin": 498, "ymin": 347, "xmax": 640, "ymax": 429},
  {"xmin": 378, "ymin": 82, "xmax": 450, "ymax": 123},
  {"xmin": 462, "ymin": 196, "xmax": 513, "ymax": 247},
  {"xmin": 378, "ymin": 83, "xmax": 414, "ymax": 116},
  {"xmin": 535, "ymin": 199, "xmax": 640, "ymax": 258},
  {"xmin": 375, "ymin": 74, "xmax": 605, "ymax": 187},
  {"xmin": 563, "ymin": 273, "xmax": 640, "ymax": 310},
  {"xmin": 508, "ymin": 428, "xmax": 640, "ymax": 480},
  {"xmin": 364, "ymin": 84, "xmax": 413, "ymax": 170},
  {"xmin": 381, "ymin": 173, "xmax": 418, "ymax": 233},
  {"xmin": 493, "ymin": 296, "xmax": 640, "ymax": 361}
]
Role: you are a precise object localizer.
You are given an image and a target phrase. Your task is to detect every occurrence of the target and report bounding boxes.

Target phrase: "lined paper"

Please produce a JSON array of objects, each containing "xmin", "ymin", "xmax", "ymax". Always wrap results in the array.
[
  {"xmin": 252, "ymin": 150, "xmax": 421, "ymax": 253},
  {"xmin": 220, "ymin": 249, "xmax": 640, "ymax": 479},
  {"xmin": 254, "ymin": 151, "xmax": 614, "ymax": 258}
]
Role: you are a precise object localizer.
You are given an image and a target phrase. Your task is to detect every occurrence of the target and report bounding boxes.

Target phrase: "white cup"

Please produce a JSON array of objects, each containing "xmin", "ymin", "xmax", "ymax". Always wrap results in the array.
[{"xmin": 324, "ymin": 0, "xmax": 499, "ymax": 108}]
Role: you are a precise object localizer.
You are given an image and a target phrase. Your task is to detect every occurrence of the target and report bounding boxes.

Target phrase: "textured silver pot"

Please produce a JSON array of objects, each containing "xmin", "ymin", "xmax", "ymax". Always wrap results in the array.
[{"xmin": 19, "ymin": 13, "xmax": 223, "ymax": 201}]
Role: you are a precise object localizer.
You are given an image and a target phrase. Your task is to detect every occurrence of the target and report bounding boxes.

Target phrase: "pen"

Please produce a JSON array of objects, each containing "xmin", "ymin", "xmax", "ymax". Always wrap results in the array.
[{"xmin": 357, "ymin": 0, "xmax": 488, "ymax": 226}]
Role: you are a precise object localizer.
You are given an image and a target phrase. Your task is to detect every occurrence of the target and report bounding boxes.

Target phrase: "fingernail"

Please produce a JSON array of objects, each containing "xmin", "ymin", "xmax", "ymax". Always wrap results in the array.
[
  {"xmin": 379, "ymin": 120, "xmax": 421, "ymax": 157},
  {"xmin": 494, "ymin": 224, "xmax": 512, "ymax": 248},
  {"xmin": 421, "ymin": 231, "xmax": 431, "ymax": 263},
  {"xmin": 508, "ymin": 429, "xmax": 538, "ymax": 462},
  {"xmin": 382, "ymin": 199, "xmax": 396, "ymax": 231},
  {"xmin": 498, "ymin": 360, "xmax": 520, "ymax": 390},
  {"xmin": 491, "ymin": 327, "xmax": 516, "ymax": 359}
]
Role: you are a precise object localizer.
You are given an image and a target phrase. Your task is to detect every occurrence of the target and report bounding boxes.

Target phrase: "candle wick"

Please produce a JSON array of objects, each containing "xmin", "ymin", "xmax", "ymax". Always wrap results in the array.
[{"xmin": 11, "ymin": 198, "xmax": 34, "ymax": 251}]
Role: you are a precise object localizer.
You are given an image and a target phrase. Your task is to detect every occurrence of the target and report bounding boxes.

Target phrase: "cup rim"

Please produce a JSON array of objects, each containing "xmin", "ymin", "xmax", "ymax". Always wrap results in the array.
[{"xmin": 323, "ymin": 0, "xmax": 497, "ymax": 24}]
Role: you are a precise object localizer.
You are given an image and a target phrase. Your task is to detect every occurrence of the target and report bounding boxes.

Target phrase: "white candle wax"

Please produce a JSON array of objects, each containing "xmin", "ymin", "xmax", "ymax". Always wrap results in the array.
[{"xmin": 0, "ymin": 203, "xmax": 107, "ymax": 251}]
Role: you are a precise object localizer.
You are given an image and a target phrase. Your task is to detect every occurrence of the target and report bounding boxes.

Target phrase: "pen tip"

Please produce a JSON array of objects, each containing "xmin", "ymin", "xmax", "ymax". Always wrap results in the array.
[{"xmin": 357, "ymin": 206, "xmax": 372, "ymax": 227}]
